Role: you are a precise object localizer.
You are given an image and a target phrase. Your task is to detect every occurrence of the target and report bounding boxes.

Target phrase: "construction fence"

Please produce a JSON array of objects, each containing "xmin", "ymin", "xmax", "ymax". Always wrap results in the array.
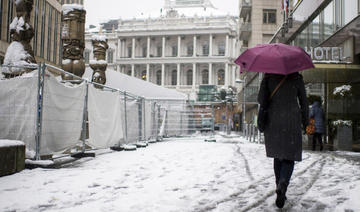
[{"xmin": 0, "ymin": 64, "xmax": 215, "ymax": 160}]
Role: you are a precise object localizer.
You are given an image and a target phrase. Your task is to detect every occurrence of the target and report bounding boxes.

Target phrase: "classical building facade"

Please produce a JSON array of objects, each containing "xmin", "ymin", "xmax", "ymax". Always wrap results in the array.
[
  {"xmin": 85, "ymin": 0, "xmax": 239, "ymax": 101},
  {"xmin": 61, "ymin": 0, "xmax": 83, "ymax": 4},
  {"xmin": 0, "ymin": 0, "xmax": 62, "ymax": 65}
]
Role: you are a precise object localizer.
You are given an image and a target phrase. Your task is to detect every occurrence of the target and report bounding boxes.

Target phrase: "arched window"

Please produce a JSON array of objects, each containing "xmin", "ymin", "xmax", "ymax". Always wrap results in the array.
[
  {"xmin": 218, "ymin": 69, "xmax": 225, "ymax": 85},
  {"xmin": 127, "ymin": 70, "xmax": 132, "ymax": 76},
  {"xmin": 186, "ymin": 69, "xmax": 193, "ymax": 85},
  {"xmin": 171, "ymin": 70, "xmax": 177, "ymax": 86},
  {"xmin": 141, "ymin": 70, "xmax": 146, "ymax": 80},
  {"xmin": 202, "ymin": 69, "xmax": 209, "ymax": 84},
  {"xmin": 156, "ymin": 70, "xmax": 162, "ymax": 85}
]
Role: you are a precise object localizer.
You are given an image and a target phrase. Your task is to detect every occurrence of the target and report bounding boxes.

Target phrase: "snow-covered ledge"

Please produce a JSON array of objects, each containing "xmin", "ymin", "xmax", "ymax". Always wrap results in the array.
[{"xmin": 0, "ymin": 140, "xmax": 25, "ymax": 176}]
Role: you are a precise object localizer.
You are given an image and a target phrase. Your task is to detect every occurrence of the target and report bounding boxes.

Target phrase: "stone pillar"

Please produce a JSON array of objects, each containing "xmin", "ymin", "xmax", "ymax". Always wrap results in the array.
[
  {"xmin": 225, "ymin": 63, "xmax": 229, "ymax": 86},
  {"xmin": 146, "ymin": 64, "xmax": 150, "ymax": 82},
  {"xmin": 161, "ymin": 63, "xmax": 165, "ymax": 86},
  {"xmin": 192, "ymin": 63, "xmax": 196, "ymax": 88},
  {"xmin": 193, "ymin": 35, "xmax": 197, "ymax": 57},
  {"xmin": 132, "ymin": 38, "xmax": 135, "ymax": 59},
  {"xmin": 147, "ymin": 36, "xmax": 150, "ymax": 58},
  {"xmin": 209, "ymin": 34, "xmax": 213, "ymax": 56},
  {"xmin": 232, "ymin": 65, "xmax": 236, "ymax": 86},
  {"xmin": 209, "ymin": 63, "xmax": 212, "ymax": 84},
  {"xmin": 177, "ymin": 63, "xmax": 181, "ymax": 88},
  {"xmin": 225, "ymin": 35, "xmax": 229, "ymax": 57},
  {"xmin": 90, "ymin": 35, "xmax": 108, "ymax": 89},
  {"xmin": 1, "ymin": 0, "xmax": 36, "ymax": 77},
  {"xmin": 117, "ymin": 38, "xmax": 121, "ymax": 59},
  {"xmin": 61, "ymin": 4, "xmax": 86, "ymax": 80},
  {"xmin": 162, "ymin": 36, "xmax": 166, "ymax": 58},
  {"xmin": 177, "ymin": 35, "xmax": 181, "ymax": 57}
]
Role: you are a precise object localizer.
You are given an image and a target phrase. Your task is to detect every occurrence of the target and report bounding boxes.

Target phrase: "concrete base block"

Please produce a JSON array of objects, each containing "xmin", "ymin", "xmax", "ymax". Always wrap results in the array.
[{"xmin": 0, "ymin": 144, "xmax": 25, "ymax": 177}]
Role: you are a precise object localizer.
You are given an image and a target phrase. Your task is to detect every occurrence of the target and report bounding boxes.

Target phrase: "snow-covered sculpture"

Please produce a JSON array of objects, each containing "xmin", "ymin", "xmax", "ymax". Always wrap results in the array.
[
  {"xmin": 1, "ymin": 0, "xmax": 36, "ymax": 78},
  {"xmin": 89, "ymin": 35, "xmax": 108, "ymax": 89},
  {"xmin": 61, "ymin": 4, "xmax": 86, "ymax": 80}
]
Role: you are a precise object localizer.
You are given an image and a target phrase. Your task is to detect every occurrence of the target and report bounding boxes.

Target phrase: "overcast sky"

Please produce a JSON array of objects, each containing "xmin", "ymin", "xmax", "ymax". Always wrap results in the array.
[{"xmin": 84, "ymin": 0, "xmax": 239, "ymax": 27}]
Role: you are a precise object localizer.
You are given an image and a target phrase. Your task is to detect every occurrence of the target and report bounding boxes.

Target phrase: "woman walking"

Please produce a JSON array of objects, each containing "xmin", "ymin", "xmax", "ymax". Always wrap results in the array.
[
  {"xmin": 257, "ymin": 72, "xmax": 309, "ymax": 208},
  {"xmin": 310, "ymin": 100, "xmax": 325, "ymax": 151}
]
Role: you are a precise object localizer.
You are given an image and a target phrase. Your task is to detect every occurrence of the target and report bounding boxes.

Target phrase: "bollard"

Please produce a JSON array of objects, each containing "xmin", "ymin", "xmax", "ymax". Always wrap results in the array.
[{"xmin": 81, "ymin": 82, "xmax": 89, "ymax": 152}]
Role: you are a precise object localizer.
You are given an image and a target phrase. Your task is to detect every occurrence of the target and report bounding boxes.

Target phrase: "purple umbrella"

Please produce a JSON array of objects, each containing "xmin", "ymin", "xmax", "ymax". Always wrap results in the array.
[{"xmin": 235, "ymin": 43, "xmax": 314, "ymax": 75}]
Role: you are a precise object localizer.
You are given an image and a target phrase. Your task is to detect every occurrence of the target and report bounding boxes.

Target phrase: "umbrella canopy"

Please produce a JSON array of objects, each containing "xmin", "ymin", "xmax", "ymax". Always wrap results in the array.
[{"xmin": 235, "ymin": 43, "xmax": 315, "ymax": 75}]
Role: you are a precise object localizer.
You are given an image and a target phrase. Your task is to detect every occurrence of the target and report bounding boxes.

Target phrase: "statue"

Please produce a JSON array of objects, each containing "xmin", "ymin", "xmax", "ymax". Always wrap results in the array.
[
  {"xmin": 61, "ymin": 4, "xmax": 86, "ymax": 81},
  {"xmin": 1, "ymin": 0, "xmax": 36, "ymax": 78},
  {"xmin": 89, "ymin": 35, "xmax": 108, "ymax": 89}
]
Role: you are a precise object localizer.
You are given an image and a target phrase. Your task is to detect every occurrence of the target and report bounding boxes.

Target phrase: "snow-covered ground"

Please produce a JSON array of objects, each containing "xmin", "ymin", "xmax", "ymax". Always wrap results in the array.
[{"xmin": 1, "ymin": 134, "xmax": 360, "ymax": 212}]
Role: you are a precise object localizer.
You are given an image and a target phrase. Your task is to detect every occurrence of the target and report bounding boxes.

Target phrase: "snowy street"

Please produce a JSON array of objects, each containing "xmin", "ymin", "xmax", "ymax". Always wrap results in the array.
[{"xmin": 1, "ymin": 135, "xmax": 360, "ymax": 212}]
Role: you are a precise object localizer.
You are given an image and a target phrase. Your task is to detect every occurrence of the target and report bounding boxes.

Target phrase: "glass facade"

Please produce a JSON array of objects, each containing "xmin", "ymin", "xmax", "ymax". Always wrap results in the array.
[{"xmin": 289, "ymin": 0, "xmax": 360, "ymax": 151}]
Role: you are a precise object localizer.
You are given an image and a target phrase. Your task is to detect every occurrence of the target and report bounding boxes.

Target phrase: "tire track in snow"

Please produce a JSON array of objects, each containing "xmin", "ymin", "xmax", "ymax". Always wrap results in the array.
[
  {"xmin": 236, "ymin": 145, "xmax": 255, "ymax": 181},
  {"xmin": 194, "ymin": 155, "xmax": 325, "ymax": 212}
]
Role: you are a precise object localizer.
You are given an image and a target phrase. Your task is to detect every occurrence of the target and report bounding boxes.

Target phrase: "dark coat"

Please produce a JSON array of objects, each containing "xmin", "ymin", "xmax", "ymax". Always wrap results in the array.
[
  {"xmin": 310, "ymin": 101, "xmax": 325, "ymax": 134},
  {"xmin": 258, "ymin": 73, "xmax": 309, "ymax": 161}
]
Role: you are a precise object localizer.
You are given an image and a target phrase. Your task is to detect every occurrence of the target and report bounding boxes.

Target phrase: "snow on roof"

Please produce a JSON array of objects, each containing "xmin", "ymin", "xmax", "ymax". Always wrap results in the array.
[
  {"xmin": 0, "ymin": 139, "xmax": 25, "ymax": 147},
  {"xmin": 91, "ymin": 34, "xmax": 107, "ymax": 42},
  {"xmin": 136, "ymin": 6, "xmax": 228, "ymax": 20},
  {"xmin": 84, "ymin": 68, "xmax": 187, "ymax": 100},
  {"xmin": 62, "ymin": 4, "xmax": 85, "ymax": 15}
]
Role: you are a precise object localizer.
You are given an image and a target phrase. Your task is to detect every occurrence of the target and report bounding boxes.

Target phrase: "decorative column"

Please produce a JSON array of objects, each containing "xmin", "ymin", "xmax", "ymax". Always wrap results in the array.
[
  {"xmin": 193, "ymin": 35, "xmax": 197, "ymax": 57},
  {"xmin": 225, "ymin": 63, "xmax": 229, "ymax": 86},
  {"xmin": 146, "ymin": 64, "xmax": 150, "ymax": 82},
  {"xmin": 209, "ymin": 34, "xmax": 213, "ymax": 56},
  {"xmin": 61, "ymin": 4, "xmax": 86, "ymax": 80},
  {"xmin": 131, "ymin": 64, "xmax": 135, "ymax": 77},
  {"xmin": 192, "ymin": 63, "xmax": 196, "ymax": 88},
  {"xmin": 225, "ymin": 35, "xmax": 229, "ymax": 57},
  {"xmin": 177, "ymin": 35, "xmax": 181, "ymax": 57},
  {"xmin": 161, "ymin": 63, "xmax": 165, "ymax": 86},
  {"xmin": 177, "ymin": 63, "xmax": 181, "ymax": 88},
  {"xmin": 162, "ymin": 36, "xmax": 166, "ymax": 58},
  {"xmin": 209, "ymin": 63, "xmax": 212, "ymax": 84},
  {"xmin": 117, "ymin": 38, "xmax": 121, "ymax": 59},
  {"xmin": 1, "ymin": 0, "xmax": 36, "ymax": 77},
  {"xmin": 147, "ymin": 36, "xmax": 150, "ymax": 58},
  {"xmin": 90, "ymin": 35, "xmax": 108, "ymax": 89},
  {"xmin": 232, "ymin": 65, "xmax": 236, "ymax": 86},
  {"xmin": 132, "ymin": 38, "xmax": 135, "ymax": 59}
]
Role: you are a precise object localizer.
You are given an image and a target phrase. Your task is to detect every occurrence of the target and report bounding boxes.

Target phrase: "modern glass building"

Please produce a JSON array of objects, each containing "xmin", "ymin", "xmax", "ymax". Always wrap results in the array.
[{"xmin": 270, "ymin": 0, "xmax": 360, "ymax": 151}]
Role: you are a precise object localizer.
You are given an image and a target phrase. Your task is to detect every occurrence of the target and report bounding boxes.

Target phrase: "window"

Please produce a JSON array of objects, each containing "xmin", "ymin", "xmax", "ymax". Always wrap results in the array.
[
  {"xmin": 187, "ymin": 44, "xmax": 193, "ymax": 56},
  {"xmin": 127, "ymin": 46, "xmax": 132, "ymax": 58},
  {"xmin": 344, "ymin": 0, "xmax": 358, "ymax": 25},
  {"xmin": 84, "ymin": 50, "xmax": 90, "ymax": 63},
  {"xmin": 323, "ymin": 1, "xmax": 334, "ymax": 41},
  {"xmin": 218, "ymin": 43, "xmax": 225, "ymax": 56},
  {"xmin": 53, "ymin": 11, "xmax": 59, "ymax": 63},
  {"xmin": 107, "ymin": 49, "xmax": 114, "ymax": 63},
  {"xmin": 47, "ymin": 4, "xmax": 52, "ymax": 61},
  {"xmin": 263, "ymin": 9, "xmax": 276, "ymax": 24},
  {"xmin": 142, "ymin": 46, "xmax": 147, "ymax": 57},
  {"xmin": 171, "ymin": 70, "xmax": 177, "ymax": 85},
  {"xmin": 7, "ymin": 0, "xmax": 14, "ymax": 42},
  {"xmin": 40, "ymin": 0, "xmax": 46, "ymax": 57},
  {"xmin": 218, "ymin": 69, "xmax": 225, "ymax": 85},
  {"xmin": 202, "ymin": 44, "xmax": 209, "ymax": 56},
  {"xmin": 202, "ymin": 69, "xmax": 209, "ymax": 84},
  {"xmin": 157, "ymin": 46, "xmax": 162, "ymax": 57},
  {"xmin": 33, "ymin": 0, "xmax": 39, "ymax": 55},
  {"xmin": 156, "ymin": 70, "xmax": 162, "ymax": 85},
  {"xmin": 172, "ymin": 46, "xmax": 177, "ymax": 57},
  {"xmin": 186, "ymin": 69, "xmax": 193, "ymax": 85},
  {"xmin": 127, "ymin": 70, "xmax": 131, "ymax": 76},
  {"xmin": 141, "ymin": 70, "xmax": 146, "ymax": 80}
]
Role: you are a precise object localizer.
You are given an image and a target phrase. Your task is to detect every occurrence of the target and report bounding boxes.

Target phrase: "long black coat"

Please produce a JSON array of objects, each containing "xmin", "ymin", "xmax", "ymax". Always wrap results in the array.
[{"xmin": 258, "ymin": 73, "xmax": 309, "ymax": 161}]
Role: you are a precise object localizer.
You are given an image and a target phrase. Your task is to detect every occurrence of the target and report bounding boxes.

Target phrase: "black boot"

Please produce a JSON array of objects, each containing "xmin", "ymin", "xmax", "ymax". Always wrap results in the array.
[{"xmin": 275, "ymin": 182, "xmax": 287, "ymax": 208}]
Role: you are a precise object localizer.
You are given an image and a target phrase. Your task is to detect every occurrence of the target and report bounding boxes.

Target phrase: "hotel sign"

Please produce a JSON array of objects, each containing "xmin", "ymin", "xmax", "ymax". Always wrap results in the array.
[{"xmin": 304, "ymin": 47, "xmax": 343, "ymax": 61}]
